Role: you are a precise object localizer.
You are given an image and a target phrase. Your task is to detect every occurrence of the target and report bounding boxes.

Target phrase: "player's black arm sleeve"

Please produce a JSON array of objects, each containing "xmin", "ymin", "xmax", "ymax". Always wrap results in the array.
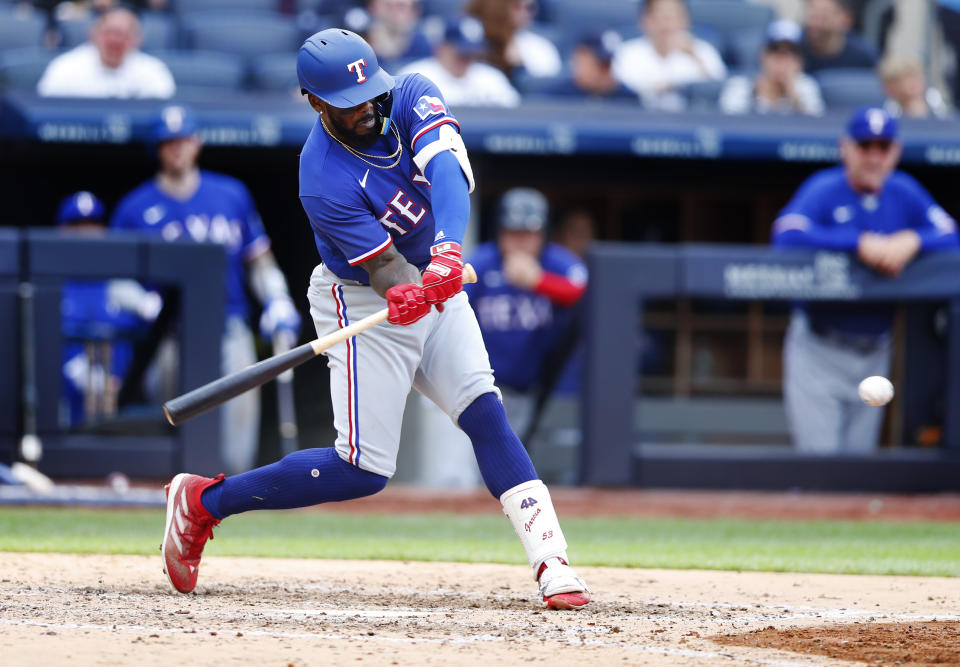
[{"xmin": 362, "ymin": 245, "xmax": 422, "ymax": 298}]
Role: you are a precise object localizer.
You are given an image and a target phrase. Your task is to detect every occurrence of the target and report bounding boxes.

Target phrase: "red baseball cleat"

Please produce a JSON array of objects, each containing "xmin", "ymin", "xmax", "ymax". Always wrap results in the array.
[
  {"xmin": 537, "ymin": 557, "xmax": 591, "ymax": 610},
  {"xmin": 161, "ymin": 472, "xmax": 224, "ymax": 593}
]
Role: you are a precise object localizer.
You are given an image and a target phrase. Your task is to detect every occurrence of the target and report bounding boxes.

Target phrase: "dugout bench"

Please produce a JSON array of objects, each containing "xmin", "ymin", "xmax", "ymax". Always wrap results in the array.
[
  {"xmin": 582, "ymin": 244, "xmax": 960, "ymax": 492},
  {"xmin": 0, "ymin": 229, "xmax": 225, "ymax": 479}
]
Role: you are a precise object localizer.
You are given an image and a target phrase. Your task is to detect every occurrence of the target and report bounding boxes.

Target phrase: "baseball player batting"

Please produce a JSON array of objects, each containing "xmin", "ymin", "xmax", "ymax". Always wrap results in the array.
[{"xmin": 161, "ymin": 28, "xmax": 590, "ymax": 610}]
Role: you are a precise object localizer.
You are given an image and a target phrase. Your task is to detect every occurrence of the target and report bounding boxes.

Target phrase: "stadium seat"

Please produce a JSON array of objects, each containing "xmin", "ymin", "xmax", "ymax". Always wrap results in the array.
[
  {"xmin": 688, "ymin": 0, "xmax": 774, "ymax": 69},
  {"xmin": 513, "ymin": 71, "xmax": 567, "ymax": 99},
  {"xmin": 690, "ymin": 23, "xmax": 724, "ymax": 57},
  {"xmin": 176, "ymin": 0, "xmax": 284, "ymax": 18},
  {"xmin": 0, "ymin": 47, "xmax": 56, "ymax": 91},
  {"xmin": 682, "ymin": 79, "xmax": 724, "ymax": 111},
  {"xmin": 140, "ymin": 12, "xmax": 178, "ymax": 52},
  {"xmin": 420, "ymin": 0, "xmax": 468, "ymax": 19},
  {"xmin": 724, "ymin": 26, "xmax": 766, "ymax": 71},
  {"xmin": 154, "ymin": 50, "xmax": 246, "ymax": 92},
  {"xmin": 57, "ymin": 17, "xmax": 94, "ymax": 49},
  {"xmin": 0, "ymin": 6, "xmax": 47, "ymax": 50},
  {"xmin": 249, "ymin": 52, "xmax": 298, "ymax": 92},
  {"xmin": 687, "ymin": 0, "xmax": 774, "ymax": 36},
  {"xmin": 548, "ymin": 0, "xmax": 638, "ymax": 41},
  {"xmin": 184, "ymin": 12, "xmax": 302, "ymax": 60},
  {"xmin": 816, "ymin": 67, "xmax": 887, "ymax": 109}
]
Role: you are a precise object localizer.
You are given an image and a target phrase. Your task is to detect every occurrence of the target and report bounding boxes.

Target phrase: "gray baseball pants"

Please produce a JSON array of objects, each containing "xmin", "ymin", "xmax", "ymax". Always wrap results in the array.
[{"xmin": 783, "ymin": 311, "xmax": 891, "ymax": 454}]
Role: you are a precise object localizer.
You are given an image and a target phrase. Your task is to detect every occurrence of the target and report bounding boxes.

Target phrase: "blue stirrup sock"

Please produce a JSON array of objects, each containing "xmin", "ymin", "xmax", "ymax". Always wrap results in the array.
[
  {"xmin": 458, "ymin": 392, "xmax": 538, "ymax": 498},
  {"xmin": 201, "ymin": 447, "xmax": 388, "ymax": 520}
]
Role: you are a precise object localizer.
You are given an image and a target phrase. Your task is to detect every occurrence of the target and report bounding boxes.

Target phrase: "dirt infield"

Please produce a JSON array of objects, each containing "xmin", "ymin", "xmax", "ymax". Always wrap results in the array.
[{"xmin": 2, "ymin": 552, "xmax": 959, "ymax": 666}]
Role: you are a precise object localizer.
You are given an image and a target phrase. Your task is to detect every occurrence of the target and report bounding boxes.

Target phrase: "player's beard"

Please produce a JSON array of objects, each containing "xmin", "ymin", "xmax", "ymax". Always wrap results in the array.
[{"xmin": 328, "ymin": 110, "xmax": 383, "ymax": 150}]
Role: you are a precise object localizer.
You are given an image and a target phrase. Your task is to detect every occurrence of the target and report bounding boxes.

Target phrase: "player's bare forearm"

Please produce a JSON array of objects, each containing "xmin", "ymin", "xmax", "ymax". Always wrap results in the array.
[{"xmin": 362, "ymin": 245, "xmax": 422, "ymax": 298}]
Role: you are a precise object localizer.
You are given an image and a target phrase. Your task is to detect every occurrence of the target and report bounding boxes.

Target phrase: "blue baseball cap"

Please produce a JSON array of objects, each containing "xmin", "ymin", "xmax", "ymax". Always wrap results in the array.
[
  {"xmin": 151, "ymin": 104, "xmax": 199, "ymax": 144},
  {"xmin": 577, "ymin": 30, "xmax": 622, "ymax": 64},
  {"xmin": 57, "ymin": 191, "xmax": 105, "ymax": 226},
  {"xmin": 443, "ymin": 16, "xmax": 486, "ymax": 56},
  {"xmin": 846, "ymin": 106, "xmax": 899, "ymax": 141}
]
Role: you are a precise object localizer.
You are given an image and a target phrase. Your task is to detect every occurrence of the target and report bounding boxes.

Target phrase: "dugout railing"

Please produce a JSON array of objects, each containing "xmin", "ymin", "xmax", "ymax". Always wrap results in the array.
[
  {"xmin": 0, "ymin": 229, "xmax": 225, "ymax": 479},
  {"xmin": 582, "ymin": 243, "xmax": 960, "ymax": 491}
]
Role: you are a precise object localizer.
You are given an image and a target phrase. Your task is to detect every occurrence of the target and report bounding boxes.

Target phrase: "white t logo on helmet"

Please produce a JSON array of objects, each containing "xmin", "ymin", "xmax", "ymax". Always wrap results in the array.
[{"xmin": 347, "ymin": 58, "xmax": 368, "ymax": 84}]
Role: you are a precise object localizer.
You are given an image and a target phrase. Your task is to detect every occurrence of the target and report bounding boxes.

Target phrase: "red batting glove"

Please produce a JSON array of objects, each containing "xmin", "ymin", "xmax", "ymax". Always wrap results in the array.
[
  {"xmin": 385, "ymin": 283, "xmax": 430, "ymax": 326},
  {"xmin": 422, "ymin": 241, "xmax": 463, "ymax": 307}
]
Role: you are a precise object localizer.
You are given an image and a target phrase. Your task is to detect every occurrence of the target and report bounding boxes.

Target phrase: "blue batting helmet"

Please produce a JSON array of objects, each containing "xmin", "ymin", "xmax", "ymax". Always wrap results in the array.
[
  {"xmin": 57, "ymin": 191, "xmax": 106, "ymax": 226},
  {"xmin": 498, "ymin": 188, "xmax": 549, "ymax": 233},
  {"xmin": 297, "ymin": 28, "xmax": 395, "ymax": 109},
  {"xmin": 151, "ymin": 104, "xmax": 199, "ymax": 144}
]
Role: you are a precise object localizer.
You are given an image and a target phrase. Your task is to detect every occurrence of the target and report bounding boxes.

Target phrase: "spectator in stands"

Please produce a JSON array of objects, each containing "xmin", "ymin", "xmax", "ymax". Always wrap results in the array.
[
  {"xmin": 36, "ymin": 5, "xmax": 175, "ymax": 98},
  {"xmin": 878, "ymin": 54, "xmax": 951, "ymax": 119},
  {"xmin": 611, "ymin": 0, "xmax": 727, "ymax": 112},
  {"xmin": 56, "ymin": 191, "xmax": 162, "ymax": 427},
  {"xmin": 720, "ymin": 19, "xmax": 824, "ymax": 116},
  {"xmin": 800, "ymin": 0, "xmax": 876, "ymax": 73},
  {"xmin": 111, "ymin": 105, "xmax": 301, "ymax": 474},
  {"xmin": 465, "ymin": 0, "xmax": 562, "ymax": 80},
  {"xmin": 772, "ymin": 106, "xmax": 959, "ymax": 454},
  {"xmin": 400, "ymin": 16, "xmax": 520, "ymax": 108},
  {"xmin": 937, "ymin": 1, "xmax": 960, "ymax": 107},
  {"xmin": 532, "ymin": 31, "xmax": 636, "ymax": 101},
  {"xmin": 464, "ymin": 188, "xmax": 588, "ymax": 440},
  {"xmin": 344, "ymin": 0, "xmax": 433, "ymax": 72}
]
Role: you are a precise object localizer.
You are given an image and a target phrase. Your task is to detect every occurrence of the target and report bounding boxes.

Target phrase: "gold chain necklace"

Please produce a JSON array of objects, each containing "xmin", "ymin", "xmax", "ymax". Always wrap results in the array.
[{"xmin": 320, "ymin": 115, "xmax": 403, "ymax": 169}]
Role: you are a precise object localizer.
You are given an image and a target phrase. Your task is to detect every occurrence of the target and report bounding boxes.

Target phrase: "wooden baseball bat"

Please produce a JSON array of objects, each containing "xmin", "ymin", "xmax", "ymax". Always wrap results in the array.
[{"xmin": 163, "ymin": 264, "xmax": 477, "ymax": 426}]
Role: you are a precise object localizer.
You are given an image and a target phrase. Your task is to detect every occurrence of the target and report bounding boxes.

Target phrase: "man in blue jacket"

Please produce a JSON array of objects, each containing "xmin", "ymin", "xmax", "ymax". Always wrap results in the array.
[{"xmin": 772, "ymin": 106, "xmax": 959, "ymax": 453}]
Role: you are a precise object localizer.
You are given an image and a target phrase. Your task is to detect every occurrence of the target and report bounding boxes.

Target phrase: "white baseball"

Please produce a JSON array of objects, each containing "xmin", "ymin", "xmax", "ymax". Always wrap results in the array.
[{"xmin": 858, "ymin": 376, "xmax": 894, "ymax": 406}]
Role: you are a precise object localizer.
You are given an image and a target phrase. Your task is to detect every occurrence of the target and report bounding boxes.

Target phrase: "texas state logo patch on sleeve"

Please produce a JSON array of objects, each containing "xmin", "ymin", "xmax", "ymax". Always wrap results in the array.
[{"xmin": 413, "ymin": 95, "xmax": 446, "ymax": 120}]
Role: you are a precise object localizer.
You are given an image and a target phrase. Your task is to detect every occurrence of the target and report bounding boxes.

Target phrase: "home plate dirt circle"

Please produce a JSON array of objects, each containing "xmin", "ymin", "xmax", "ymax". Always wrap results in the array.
[{"xmin": 2, "ymin": 553, "xmax": 959, "ymax": 666}]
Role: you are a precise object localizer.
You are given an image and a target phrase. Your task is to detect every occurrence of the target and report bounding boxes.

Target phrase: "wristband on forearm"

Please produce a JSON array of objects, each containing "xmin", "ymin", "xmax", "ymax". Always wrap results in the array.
[{"xmin": 534, "ymin": 272, "xmax": 586, "ymax": 307}]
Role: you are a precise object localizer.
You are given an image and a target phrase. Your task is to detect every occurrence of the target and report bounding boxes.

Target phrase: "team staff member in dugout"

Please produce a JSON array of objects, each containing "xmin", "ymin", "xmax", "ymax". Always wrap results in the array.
[
  {"xmin": 111, "ymin": 105, "xmax": 301, "ymax": 474},
  {"xmin": 773, "ymin": 106, "xmax": 959, "ymax": 454},
  {"xmin": 464, "ymin": 188, "xmax": 588, "ymax": 433},
  {"xmin": 159, "ymin": 29, "xmax": 590, "ymax": 610}
]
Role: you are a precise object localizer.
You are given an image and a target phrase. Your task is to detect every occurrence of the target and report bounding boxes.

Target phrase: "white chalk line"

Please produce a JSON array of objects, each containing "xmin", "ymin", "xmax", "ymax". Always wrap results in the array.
[
  {"xmin": 263, "ymin": 607, "xmax": 443, "ymax": 618},
  {"xmin": 0, "ymin": 619, "xmax": 816, "ymax": 666},
  {"xmin": 8, "ymin": 585, "xmax": 959, "ymax": 623}
]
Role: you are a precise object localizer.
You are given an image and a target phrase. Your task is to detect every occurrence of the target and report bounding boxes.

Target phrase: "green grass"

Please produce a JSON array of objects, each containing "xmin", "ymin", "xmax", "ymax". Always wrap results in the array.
[{"xmin": 1, "ymin": 508, "xmax": 958, "ymax": 576}]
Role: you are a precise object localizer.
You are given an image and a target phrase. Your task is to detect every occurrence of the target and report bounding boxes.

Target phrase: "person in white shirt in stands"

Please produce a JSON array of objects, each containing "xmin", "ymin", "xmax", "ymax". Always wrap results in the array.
[
  {"xmin": 612, "ymin": 0, "xmax": 727, "ymax": 112},
  {"xmin": 878, "ymin": 54, "xmax": 951, "ymax": 119},
  {"xmin": 37, "ymin": 5, "xmax": 175, "ymax": 99},
  {"xmin": 720, "ymin": 19, "xmax": 824, "ymax": 115},
  {"xmin": 400, "ymin": 16, "xmax": 520, "ymax": 108}
]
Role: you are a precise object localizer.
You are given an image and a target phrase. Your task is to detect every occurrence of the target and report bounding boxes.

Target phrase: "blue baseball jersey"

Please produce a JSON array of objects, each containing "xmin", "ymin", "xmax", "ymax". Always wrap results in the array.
[
  {"xmin": 62, "ymin": 281, "xmax": 147, "ymax": 339},
  {"xmin": 299, "ymin": 73, "xmax": 463, "ymax": 283},
  {"xmin": 464, "ymin": 242, "xmax": 587, "ymax": 392},
  {"xmin": 773, "ymin": 165, "xmax": 958, "ymax": 334},
  {"xmin": 61, "ymin": 281, "xmax": 144, "ymax": 426},
  {"xmin": 110, "ymin": 171, "xmax": 270, "ymax": 319}
]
